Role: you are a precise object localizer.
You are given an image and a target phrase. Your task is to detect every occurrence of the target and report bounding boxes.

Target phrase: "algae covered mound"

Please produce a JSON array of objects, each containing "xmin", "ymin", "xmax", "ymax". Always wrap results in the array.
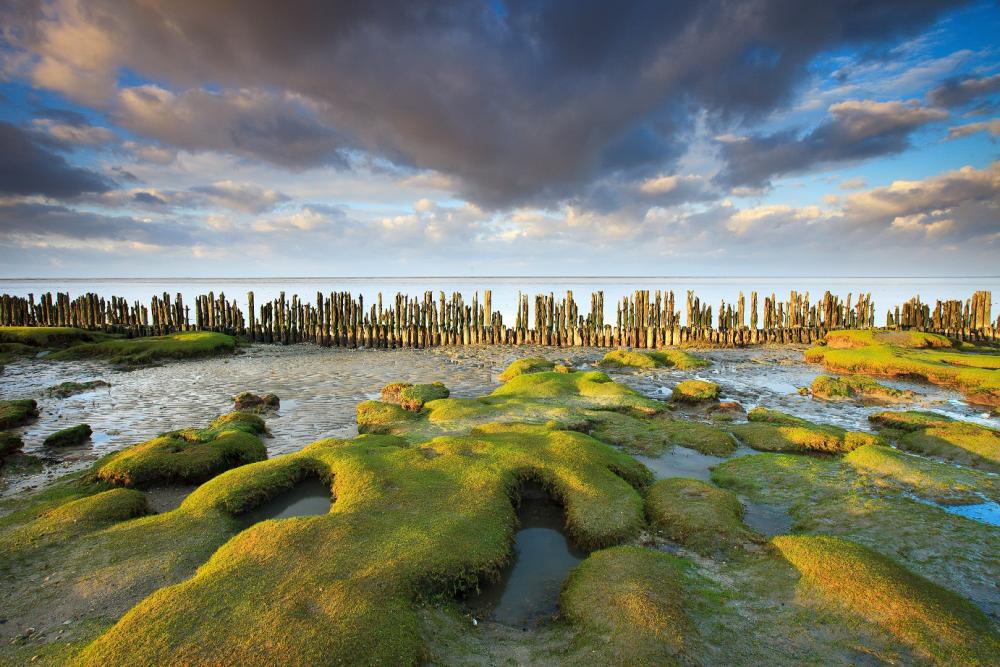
[
  {"xmin": 46, "ymin": 380, "xmax": 110, "ymax": 398},
  {"xmin": 587, "ymin": 411, "xmax": 735, "ymax": 457},
  {"xmin": 810, "ymin": 374, "xmax": 914, "ymax": 403},
  {"xmin": 0, "ymin": 326, "xmax": 104, "ymax": 349},
  {"xmin": 43, "ymin": 423, "xmax": 92, "ymax": 448},
  {"xmin": 1, "ymin": 431, "xmax": 24, "ymax": 457},
  {"xmin": 233, "ymin": 391, "xmax": 280, "ymax": 412},
  {"xmin": 647, "ymin": 478, "xmax": 760, "ymax": 554},
  {"xmin": 773, "ymin": 535, "xmax": 1000, "ymax": 665},
  {"xmin": 805, "ymin": 329, "xmax": 1000, "ymax": 406},
  {"xmin": 0, "ymin": 399, "xmax": 38, "ymax": 430},
  {"xmin": 380, "ymin": 381, "xmax": 449, "ymax": 411},
  {"xmin": 599, "ymin": 348, "xmax": 710, "ymax": 370},
  {"xmin": 498, "ymin": 357, "xmax": 556, "ymax": 381},
  {"xmin": 560, "ymin": 545, "xmax": 707, "ymax": 665},
  {"xmin": 96, "ymin": 412, "xmax": 267, "ymax": 487},
  {"xmin": 48, "ymin": 331, "xmax": 236, "ymax": 366},
  {"xmin": 870, "ymin": 410, "xmax": 1000, "ymax": 471},
  {"xmin": 671, "ymin": 379, "xmax": 720, "ymax": 402},
  {"xmin": 356, "ymin": 399, "xmax": 420, "ymax": 433},
  {"xmin": 728, "ymin": 407, "xmax": 880, "ymax": 454}
]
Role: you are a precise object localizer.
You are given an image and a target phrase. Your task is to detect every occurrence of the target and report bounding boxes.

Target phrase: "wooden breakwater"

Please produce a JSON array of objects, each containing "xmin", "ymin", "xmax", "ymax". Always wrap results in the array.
[{"xmin": 0, "ymin": 288, "xmax": 995, "ymax": 348}]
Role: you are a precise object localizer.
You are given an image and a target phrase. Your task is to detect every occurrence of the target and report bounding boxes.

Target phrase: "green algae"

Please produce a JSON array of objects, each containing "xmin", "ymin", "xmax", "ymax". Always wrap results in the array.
[
  {"xmin": 0, "ymin": 399, "xmax": 38, "ymax": 430},
  {"xmin": 95, "ymin": 413, "xmax": 266, "ymax": 487},
  {"xmin": 810, "ymin": 374, "xmax": 914, "ymax": 403},
  {"xmin": 647, "ymin": 478, "xmax": 760, "ymax": 555},
  {"xmin": 46, "ymin": 380, "xmax": 111, "ymax": 398},
  {"xmin": 232, "ymin": 391, "xmax": 279, "ymax": 412},
  {"xmin": 599, "ymin": 349, "xmax": 710, "ymax": 370},
  {"xmin": 0, "ymin": 326, "xmax": 105, "ymax": 349},
  {"xmin": 671, "ymin": 379, "xmax": 720, "ymax": 402},
  {"xmin": 773, "ymin": 535, "xmax": 1000, "ymax": 665},
  {"xmin": 43, "ymin": 423, "xmax": 92, "ymax": 448},
  {"xmin": 870, "ymin": 410, "xmax": 1000, "ymax": 471},
  {"xmin": 356, "ymin": 399, "xmax": 420, "ymax": 434},
  {"xmin": 728, "ymin": 407, "xmax": 880, "ymax": 454},
  {"xmin": 587, "ymin": 411, "xmax": 735, "ymax": 457},
  {"xmin": 498, "ymin": 357, "xmax": 556, "ymax": 381},
  {"xmin": 48, "ymin": 331, "xmax": 236, "ymax": 366},
  {"xmin": 380, "ymin": 381, "xmax": 449, "ymax": 411}
]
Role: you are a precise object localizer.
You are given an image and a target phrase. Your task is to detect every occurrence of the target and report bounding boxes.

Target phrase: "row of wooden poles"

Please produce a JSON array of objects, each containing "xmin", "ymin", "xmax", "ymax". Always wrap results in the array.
[{"xmin": 0, "ymin": 289, "xmax": 995, "ymax": 348}]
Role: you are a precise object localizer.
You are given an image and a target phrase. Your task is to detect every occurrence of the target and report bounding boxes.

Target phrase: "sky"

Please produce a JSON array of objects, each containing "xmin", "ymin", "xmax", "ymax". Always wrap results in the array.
[{"xmin": 0, "ymin": 0, "xmax": 998, "ymax": 278}]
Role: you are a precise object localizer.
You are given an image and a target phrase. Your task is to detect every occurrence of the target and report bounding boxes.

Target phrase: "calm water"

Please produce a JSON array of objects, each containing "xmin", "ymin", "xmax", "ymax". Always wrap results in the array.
[
  {"xmin": 237, "ymin": 478, "xmax": 332, "ymax": 526},
  {"xmin": 1, "ymin": 276, "xmax": 996, "ymax": 322}
]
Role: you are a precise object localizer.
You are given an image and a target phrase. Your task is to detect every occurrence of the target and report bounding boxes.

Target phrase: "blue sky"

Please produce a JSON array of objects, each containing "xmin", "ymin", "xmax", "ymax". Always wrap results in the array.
[{"xmin": 0, "ymin": 0, "xmax": 998, "ymax": 276}]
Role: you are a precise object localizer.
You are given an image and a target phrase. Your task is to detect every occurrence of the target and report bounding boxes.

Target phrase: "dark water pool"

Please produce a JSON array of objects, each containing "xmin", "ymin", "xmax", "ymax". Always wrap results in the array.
[
  {"xmin": 237, "ymin": 477, "xmax": 332, "ymax": 525},
  {"xmin": 468, "ymin": 483, "xmax": 588, "ymax": 626}
]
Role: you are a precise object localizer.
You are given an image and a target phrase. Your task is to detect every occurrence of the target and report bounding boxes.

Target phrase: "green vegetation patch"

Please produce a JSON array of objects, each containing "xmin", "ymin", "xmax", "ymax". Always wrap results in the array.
[
  {"xmin": 805, "ymin": 329, "xmax": 1000, "ymax": 406},
  {"xmin": 492, "ymin": 370, "xmax": 663, "ymax": 414},
  {"xmin": 647, "ymin": 478, "xmax": 760, "ymax": 555},
  {"xmin": 728, "ymin": 407, "xmax": 879, "ymax": 454},
  {"xmin": 0, "ymin": 326, "xmax": 105, "ymax": 348},
  {"xmin": 810, "ymin": 375, "xmax": 914, "ymax": 403},
  {"xmin": 599, "ymin": 349, "xmax": 710, "ymax": 371},
  {"xmin": 587, "ymin": 411, "xmax": 735, "ymax": 457},
  {"xmin": 0, "ymin": 399, "xmax": 38, "ymax": 430},
  {"xmin": 561, "ymin": 545, "xmax": 708, "ymax": 666},
  {"xmin": 43, "ymin": 423, "xmax": 92, "ymax": 448},
  {"xmin": 48, "ymin": 331, "xmax": 236, "ymax": 366},
  {"xmin": 356, "ymin": 399, "xmax": 421, "ymax": 434},
  {"xmin": 868, "ymin": 409, "xmax": 953, "ymax": 431},
  {"xmin": 1, "ymin": 431, "xmax": 24, "ymax": 458},
  {"xmin": 671, "ymin": 379, "xmax": 720, "ymax": 402},
  {"xmin": 96, "ymin": 412, "xmax": 267, "ymax": 487},
  {"xmin": 46, "ymin": 379, "xmax": 111, "ymax": 397},
  {"xmin": 870, "ymin": 410, "xmax": 1000, "ymax": 471},
  {"xmin": 845, "ymin": 443, "xmax": 999, "ymax": 505},
  {"xmin": 773, "ymin": 535, "xmax": 1000, "ymax": 665},
  {"xmin": 233, "ymin": 391, "xmax": 279, "ymax": 412},
  {"xmin": 497, "ymin": 357, "xmax": 556, "ymax": 381},
  {"xmin": 380, "ymin": 381, "xmax": 450, "ymax": 411}
]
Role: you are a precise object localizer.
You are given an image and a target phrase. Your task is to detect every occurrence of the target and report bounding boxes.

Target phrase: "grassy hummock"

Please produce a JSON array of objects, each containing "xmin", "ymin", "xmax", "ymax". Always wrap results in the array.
[
  {"xmin": 1, "ymin": 431, "xmax": 24, "ymax": 458},
  {"xmin": 810, "ymin": 375, "xmax": 914, "ymax": 404},
  {"xmin": 805, "ymin": 329, "xmax": 1000, "ymax": 406},
  {"xmin": 599, "ymin": 349, "xmax": 710, "ymax": 371},
  {"xmin": 356, "ymin": 400, "xmax": 420, "ymax": 434},
  {"xmin": 95, "ymin": 413, "xmax": 267, "ymax": 487},
  {"xmin": 727, "ymin": 407, "xmax": 880, "ymax": 454},
  {"xmin": 773, "ymin": 535, "xmax": 1000, "ymax": 665},
  {"xmin": 587, "ymin": 411, "xmax": 735, "ymax": 457},
  {"xmin": 870, "ymin": 410, "xmax": 1000, "ymax": 471},
  {"xmin": 380, "ymin": 381, "xmax": 450, "ymax": 411},
  {"xmin": 0, "ymin": 326, "xmax": 105, "ymax": 349},
  {"xmin": 43, "ymin": 423, "xmax": 93, "ymax": 448},
  {"xmin": 497, "ymin": 357, "xmax": 556, "ymax": 381},
  {"xmin": 48, "ymin": 332, "xmax": 236, "ymax": 366},
  {"xmin": 647, "ymin": 478, "xmax": 760, "ymax": 555},
  {"xmin": 0, "ymin": 399, "xmax": 39, "ymax": 430},
  {"xmin": 671, "ymin": 379, "xmax": 720, "ymax": 402},
  {"xmin": 46, "ymin": 380, "xmax": 111, "ymax": 397},
  {"xmin": 233, "ymin": 392, "xmax": 280, "ymax": 412}
]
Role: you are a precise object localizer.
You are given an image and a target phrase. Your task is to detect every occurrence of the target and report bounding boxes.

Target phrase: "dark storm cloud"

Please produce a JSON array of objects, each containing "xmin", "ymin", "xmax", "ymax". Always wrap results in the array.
[
  {"xmin": 0, "ymin": 121, "xmax": 111, "ymax": 197},
  {"xmin": 0, "ymin": 201, "xmax": 192, "ymax": 246},
  {"xmin": 715, "ymin": 100, "xmax": 947, "ymax": 188},
  {"xmin": 928, "ymin": 73, "xmax": 1000, "ymax": 107},
  {"xmin": 5, "ymin": 0, "xmax": 965, "ymax": 207}
]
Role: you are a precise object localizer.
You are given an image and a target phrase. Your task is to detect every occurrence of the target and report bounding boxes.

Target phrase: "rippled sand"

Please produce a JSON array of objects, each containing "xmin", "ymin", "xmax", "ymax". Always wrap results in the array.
[{"xmin": 2, "ymin": 343, "xmax": 996, "ymax": 498}]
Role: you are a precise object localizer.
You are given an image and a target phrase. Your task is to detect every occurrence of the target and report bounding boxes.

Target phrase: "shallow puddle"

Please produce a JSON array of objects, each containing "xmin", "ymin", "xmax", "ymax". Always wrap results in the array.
[
  {"xmin": 636, "ymin": 445, "xmax": 756, "ymax": 482},
  {"xmin": 237, "ymin": 478, "xmax": 332, "ymax": 526},
  {"xmin": 910, "ymin": 494, "xmax": 1000, "ymax": 528},
  {"xmin": 742, "ymin": 499, "xmax": 794, "ymax": 535},
  {"xmin": 468, "ymin": 484, "xmax": 588, "ymax": 627}
]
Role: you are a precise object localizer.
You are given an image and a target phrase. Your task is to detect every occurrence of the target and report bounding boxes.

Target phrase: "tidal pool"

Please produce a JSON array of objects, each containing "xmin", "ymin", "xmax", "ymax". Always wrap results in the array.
[
  {"xmin": 468, "ymin": 483, "xmax": 588, "ymax": 627},
  {"xmin": 237, "ymin": 477, "xmax": 333, "ymax": 526}
]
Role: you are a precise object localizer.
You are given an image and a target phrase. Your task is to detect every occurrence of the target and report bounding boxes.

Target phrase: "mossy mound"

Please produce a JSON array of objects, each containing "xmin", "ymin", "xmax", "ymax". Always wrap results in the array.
[
  {"xmin": 587, "ymin": 411, "xmax": 735, "ymax": 457},
  {"xmin": 356, "ymin": 400, "xmax": 420, "ymax": 434},
  {"xmin": 380, "ymin": 381, "xmax": 450, "ymax": 411},
  {"xmin": 599, "ymin": 349, "xmax": 710, "ymax": 371},
  {"xmin": 1, "ymin": 431, "xmax": 24, "ymax": 458},
  {"xmin": 845, "ymin": 443, "xmax": 999, "ymax": 505},
  {"xmin": 492, "ymin": 370, "xmax": 663, "ymax": 414},
  {"xmin": 647, "ymin": 478, "xmax": 760, "ymax": 555},
  {"xmin": 810, "ymin": 375, "xmax": 914, "ymax": 403},
  {"xmin": 805, "ymin": 329, "xmax": 1000, "ymax": 406},
  {"xmin": 43, "ymin": 423, "xmax": 93, "ymax": 448},
  {"xmin": 560, "ymin": 545, "xmax": 704, "ymax": 665},
  {"xmin": 0, "ymin": 326, "xmax": 105, "ymax": 349},
  {"xmin": 48, "ymin": 332, "xmax": 236, "ymax": 366},
  {"xmin": 497, "ymin": 357, "xmax": 556, "ymax": 381},
  {"xmin": 0, "ymin": 341, "xmax": 37, "ymax": 365},
  {"xmin": 233, "ymin": 391, "xmax": 280, "ymax": 412},
  {"xmin": 773, "ymin": 535, "xmax": 1000, "ymax": 665},
  {"xmin": 671, "ymin": 379, "xmax": 720, "ymax": 402},
  {"xmin": 0, "ymin": 399, "xmax": 38, "ymax": 430},
  {"xmin": 871, "ymin": 411, "xmax": 1000, "ymax": 471},
  {"xmin": 46, "ymin": 379, "xmax": 111, "ymax": 397},
  {"xmin": 95, "ymin": 413, "xmax": 267, "ymax": 487},
  {"xmin": 728, "ymin": 407, "xmax": 879, "ymax": 454}
]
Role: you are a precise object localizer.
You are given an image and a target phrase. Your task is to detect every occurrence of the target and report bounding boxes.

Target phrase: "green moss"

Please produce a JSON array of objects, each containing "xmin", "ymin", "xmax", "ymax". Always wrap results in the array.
[
  {"xmin": 671, "ymin": 379, "xmax": 720, "ymax": 402},
  {"xmin": 43, "ymin": 423, "xmax": 92, "ymax": 448},
  {"xmin": 48, "ymin": 332, "xmax": 236, "ymax": 366},
  {"xmin": 599, "ymin": 349, "xmax": 710, "ymax": 370},
  {"xmin": 868, "ymin": 410, "xmax": 953, "ymax": 431},
  {"xmin": 95, "ymin": 413, "xmax": 267, "ymax": 487},
  {"xmin": 0, "ymin": 326, "xmax": 105, "ymax": 348},
  {"xmin": 46, "ymin": 379, "xmax": 111, "ymax": 397},
  {"xmin": 232, "ymin": 391, "xmax": 279, "ymax": 412},
  {"xmin": 497, "ymin": 357, "xmax": 556, "ymax": 381},
  {"xmin": 560, "ymin": 546, "xmax": 704, "ymax": 666},
  {"xmin": 0, "ymin": 341, "xmax": 36, "ymax": 364},
  {"xmin": 773, "ymin": 535, "xmax": 1000, "ymax": 665},
  {"xmin": 810, "ymin": 375, "xmax": 914, "ymax": 403},
  {"xmin": 587, "ymin": 411, "xmax": 735, "ymax": 457},
  {"xmin": 492, "ymin": 370, "xmax": 663, "ymax": 414},
  {"xmin": 381, "ymin": 381, "xmax": 450, "ymax": 411},
  {"xmin": 647, "ymin": 478, "xmax": 760, "ymax": 555},
  {"xmin": 0, "ymin": 431, "xmax": 24, "ymax": 457},
  {"xmin": 729, "ymin": 408, "xmax": 879, "ymax": 454},
  {"xmin": 845, "ymin": 443, "xmax": 998, "ymax": 504},
  {"xmin": 806, "ymin": 330, "xmax": 1000, "ymax": 406},
  {"xmin": 890, "ymin": 422, "xmax": 999, "ymax": 472},
  {"xmin": 356, "ymin": 400, "xmax": 420, "ymax": 434},
  {"xmin": 0, "ymin": 399, "xmax": 38, "ymax": 430}
]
